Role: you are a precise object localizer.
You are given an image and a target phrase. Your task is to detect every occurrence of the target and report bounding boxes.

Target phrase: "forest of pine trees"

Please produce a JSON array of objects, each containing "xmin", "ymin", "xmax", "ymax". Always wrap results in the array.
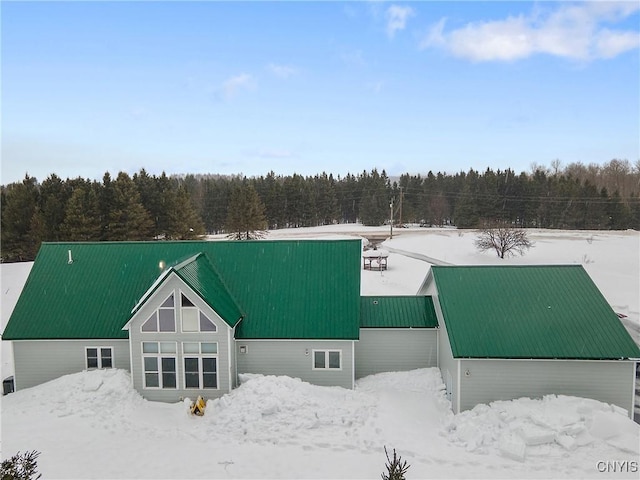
[{"xmin": 1, "ymin": 159, "xmax": 639, "ymax": 262}]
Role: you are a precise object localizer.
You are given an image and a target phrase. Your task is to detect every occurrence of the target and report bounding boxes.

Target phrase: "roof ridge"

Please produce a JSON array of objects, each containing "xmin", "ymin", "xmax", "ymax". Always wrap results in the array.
[
  {"xmin": 172, "ymin": 252, "xmax": 204, "ymax": 271},
  {"xmin": 432, "ymin": 264, "xmax": 582, "ymax": 269}
]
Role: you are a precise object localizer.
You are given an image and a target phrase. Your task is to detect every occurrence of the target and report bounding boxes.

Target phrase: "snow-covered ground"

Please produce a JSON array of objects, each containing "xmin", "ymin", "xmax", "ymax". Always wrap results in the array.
[{"xmin": 1, "ymin": 227, "xmax": 639, "ymax": 479}]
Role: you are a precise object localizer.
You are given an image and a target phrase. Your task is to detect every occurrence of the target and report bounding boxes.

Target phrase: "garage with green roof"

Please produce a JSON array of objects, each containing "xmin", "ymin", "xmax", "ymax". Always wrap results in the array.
[{"xmin": 419, "ymin": 265, "xmax": 640, "ymax": 418}]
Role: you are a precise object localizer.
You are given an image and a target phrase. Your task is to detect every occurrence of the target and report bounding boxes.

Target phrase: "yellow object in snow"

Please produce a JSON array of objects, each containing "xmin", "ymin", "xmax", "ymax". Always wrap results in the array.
[{"xmin": 190, "ymin": 396, "xmax": 206, "ymax": 416}]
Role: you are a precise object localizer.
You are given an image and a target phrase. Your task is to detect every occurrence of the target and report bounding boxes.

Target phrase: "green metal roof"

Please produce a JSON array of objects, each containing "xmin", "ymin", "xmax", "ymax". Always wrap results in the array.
[
  {"xmin": 2, "ymin": 240, "xmax": 362, "ymax": 341},
  {"xmin": 172, "ymin": 253, "xmax": 244, "ymax": 328},
  {"xmin": 130, "ymin": 252, "xmax": 244, "ymax": 328},
  {"xmin": 431, "ymin": 265, "xmax": 640, "ymax": 360},
  {"xmin": 360, "ymin": 296, "xmax": 438, "ymax": 328}
]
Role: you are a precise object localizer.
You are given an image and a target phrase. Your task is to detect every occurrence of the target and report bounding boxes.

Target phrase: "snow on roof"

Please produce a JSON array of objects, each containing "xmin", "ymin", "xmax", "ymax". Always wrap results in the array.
[{"xmin": 362, "ymin": 249, "xmax": 389, "ymax": 258}]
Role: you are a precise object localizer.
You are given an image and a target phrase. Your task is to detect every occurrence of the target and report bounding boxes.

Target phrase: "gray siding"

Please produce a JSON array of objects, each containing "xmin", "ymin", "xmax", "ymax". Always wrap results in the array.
[
  {"xmin": 236, "ymin": 340, "xmax": 354, "ymax": 389},
  {"xmin": 355, "ymin": 329, "xmax": 437, "ymax": 379},
  {"xmin": 12, "ymin": 339, "xmax": 130, "ymax": 390},
  {"xmin": 428, "ymin": 287, "xmax": 460, "ymax": 412},
  {"xmin": 459, "ymin": 359, "xmax": 636, "ymax": 417},
  {"xmin": 128, "ymin": 275, "xmax": 234, "ymax": 403}
]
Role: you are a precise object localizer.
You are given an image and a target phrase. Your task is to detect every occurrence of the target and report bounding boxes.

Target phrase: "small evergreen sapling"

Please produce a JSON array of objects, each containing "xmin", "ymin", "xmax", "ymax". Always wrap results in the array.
[
  {"xmin": 381, "ymin": 446, "xmax": 410, "ymax": 480},
  {"xmin": 1, "ymin": 450, "xmax": 42, "ymax": 480}
]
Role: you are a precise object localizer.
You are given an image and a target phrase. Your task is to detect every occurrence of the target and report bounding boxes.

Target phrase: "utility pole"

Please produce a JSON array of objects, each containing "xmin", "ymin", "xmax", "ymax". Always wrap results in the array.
[
  {"xmin": 390, "ymin": 198, "xmax": 394, "ymax": 239},
  {"xmin": 398, "ymin": 186, "xmax": 404, "ymax": 226}
]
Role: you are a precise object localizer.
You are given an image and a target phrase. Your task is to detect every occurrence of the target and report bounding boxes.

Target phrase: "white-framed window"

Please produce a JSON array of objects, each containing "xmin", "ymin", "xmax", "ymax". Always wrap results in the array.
[
  {"xmin": 183, "ymin": 342, "xmax": 218, "ymax": 389},
  {"xmin": 180, "ymin": 292, "xmax": 217, "ymax": 333},
  {"xmin": 86, "ymin": 347, "xmax": 113, "ymax": 369},
  {"xmin": 142, "ymin": 341, "xmax": 177, "ymax": 389},
  {"xmin": 141, "ymin": 293, "xmax": 176, "ymax": 333},
  {"xmin": 312, "ymin": 350, "xmax": 342, "ymax": 370}
]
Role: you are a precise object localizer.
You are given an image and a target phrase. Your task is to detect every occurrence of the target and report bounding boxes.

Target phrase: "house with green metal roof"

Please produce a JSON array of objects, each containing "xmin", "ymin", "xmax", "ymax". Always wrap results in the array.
[
  {"xmin": 419, "ymin": 265, "xmax": 640, "ymax": 418},
  {"xmin": 3, "ymin": 240, "xmax": 363, "ymax": 401},
  {"xmin": 5, "ymin": 240, "xmax": 637, "ymax": 416}
]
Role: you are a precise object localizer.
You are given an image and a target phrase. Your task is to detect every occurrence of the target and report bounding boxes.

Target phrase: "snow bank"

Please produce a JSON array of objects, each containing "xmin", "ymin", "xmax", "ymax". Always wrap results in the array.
[
  {"xmin": 3, "ymin": 368, "xmax": 144, "ymax": 421},
  {"xmin": 444, "ymin": 394, "xmax": 640, "ymax": 462},
  {"xmin": 4, "ymin": 368, "xmax": 640, "ymax": 478},
  {"xmin": 194, "ymin": 374, "xmax": 376, "ymax": 449}
]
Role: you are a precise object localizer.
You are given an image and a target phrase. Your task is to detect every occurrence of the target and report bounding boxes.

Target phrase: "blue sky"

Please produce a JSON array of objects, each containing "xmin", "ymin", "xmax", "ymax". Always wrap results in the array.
[{"xmin": 2, "ymin": 1, "xmax": 639, "ymax": 184}]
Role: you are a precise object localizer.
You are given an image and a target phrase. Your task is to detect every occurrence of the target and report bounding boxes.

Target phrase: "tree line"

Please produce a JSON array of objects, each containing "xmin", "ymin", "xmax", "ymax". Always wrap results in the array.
[{"xmin": 1, "ymin": 159, "xmax": 639, "ymax": 262}]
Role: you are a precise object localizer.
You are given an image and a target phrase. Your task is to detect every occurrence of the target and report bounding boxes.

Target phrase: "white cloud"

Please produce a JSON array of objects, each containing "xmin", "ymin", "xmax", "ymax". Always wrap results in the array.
[
  {"xmin": 267, "ymin": 63, "xmax": 298, "ymax": 79},
  {"xmin": 386, "ymin": 4, "xmax": 415, "ymax": 38},
  {"xmin": 222, "ymin": 73, "xmax": 254, "ymax": 99},
  {"xmin": 595, "ymin": 28, "xmax": 640, "ymax": 58},
  {"xmin": 419, "ymin": 17, "xmax": 447, "ymax": 49},
  {"xmin": 420, "ymin": 2, "xmax": 640, "ymax": 62}
]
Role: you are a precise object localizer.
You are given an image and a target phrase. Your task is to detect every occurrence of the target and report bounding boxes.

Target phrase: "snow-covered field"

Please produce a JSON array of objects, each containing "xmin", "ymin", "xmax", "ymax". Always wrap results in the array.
[{"xmin": 1, "ymin": 227, "xmax": 639, "ymax": 479}]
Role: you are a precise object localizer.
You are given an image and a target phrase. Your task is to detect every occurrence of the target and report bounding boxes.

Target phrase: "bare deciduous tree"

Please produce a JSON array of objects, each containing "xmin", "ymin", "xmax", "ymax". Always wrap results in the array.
[{"xmin": 475, "ymin": 222, "xmax": 533, "ymax": 259}]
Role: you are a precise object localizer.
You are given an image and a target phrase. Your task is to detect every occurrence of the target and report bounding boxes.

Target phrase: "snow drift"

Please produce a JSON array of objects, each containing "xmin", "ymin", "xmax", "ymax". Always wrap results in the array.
[{"xmin": 2, "ymin": 368, "xmax": 639, "ymax": 479}]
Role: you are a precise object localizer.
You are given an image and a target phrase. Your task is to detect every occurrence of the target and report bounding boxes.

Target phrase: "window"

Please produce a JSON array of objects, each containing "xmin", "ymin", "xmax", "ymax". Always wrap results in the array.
[
  {"xmin": 141, "ymin": 293, "xmax": 176, "ymax": 332},
  {"xmin": 312, "ymin": 350, "xmax": 341, "ymax": 370},
  {"xmin": 86, "ymin": 347, "xmax": 113, "ymax": 369},
  {"xmin": 180, "ymin": 293, "xmax": 217, "ymax": 332},
  {"xmin": 183, "ymin": 342, "xmax": 218, "ymax": 389},
  {"xmin": 142, "ymin": 342, "xmax": 177, "ymax": 389}
]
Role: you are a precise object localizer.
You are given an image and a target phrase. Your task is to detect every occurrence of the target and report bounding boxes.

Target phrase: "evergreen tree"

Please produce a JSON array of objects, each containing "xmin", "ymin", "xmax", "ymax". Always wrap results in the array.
[
  {"xmin": 260, "ymin": 171, "xmax": 285, "ymax": 229},
  {"xmin": 133, "ymin": 169, "xmax": 163, "ymax": 238},
  {"xmin": 453, "ymin": 183, "xmax": 479, "ymax": 227},
  {"xmin": 606, "ymin": 190, "xmax": 631, "ymax": 229},
  {"xmin": 314, "ymin": 173, "xmax": 339, "ymax": 226},
  {"xmin": 282, "ymin": 174, "xmax": 316, "ymax": 227},
  {"xmin": 336, "ymin": 173, "xmax": 359, "ymax": 223},
  {"xmin": 1, "ymin": 175, "xmax": 40, "ymax": 261},
  {"xmin": 1, "ymin": 450, "xmax": 42, "ymax": 480},
  {"xmin": 381, "ymin": 447, "xmax": 410, "ymax": 480},
  {"xmin": 358, "ymin": 169, "xmax": 390, "ymax": 226},
  {"xmin": 98, "ymin": 172, "xmax": 115, "ymax": 240},
  {"xmin": 201, "ymin": 177, "xmax": 231, "ymax": 234},
  {"xmin": 61, "ymin": 185, "xmax": 101, "ymax": 241},
  {"xmin": 106, "ymin": 172, "xmax": 153, "ymax": 240},
  {"xmin": 166, "ymin": 186, "xmax": 206, "ymax": 239},
  {"xmin": 225, "ymin": 181, "xmax": 267, "ymax": 239},
  {"xmin": 39, "ymin": 173, "xmax": 70, "ymax": 241},
  {"xmin": 628, "ymin": 192, "xmax": 640, "ymax": 230}
]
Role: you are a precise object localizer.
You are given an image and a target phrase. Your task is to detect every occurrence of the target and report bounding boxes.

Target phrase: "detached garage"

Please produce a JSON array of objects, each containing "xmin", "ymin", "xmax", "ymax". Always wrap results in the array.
[
  {"xmin": 356, "ymin": 296, "xmax": 438, "ymax": 379},
  {"xmin": 420, "ymin": 265, "xmax": 640, "ymax": 418}
]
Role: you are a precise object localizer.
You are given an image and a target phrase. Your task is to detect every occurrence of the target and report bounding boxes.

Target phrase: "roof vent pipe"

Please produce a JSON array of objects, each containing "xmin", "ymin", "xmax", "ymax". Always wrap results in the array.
[{"xmin": 68, "ymin": 249, "xmax": 73, "ymax": 265}]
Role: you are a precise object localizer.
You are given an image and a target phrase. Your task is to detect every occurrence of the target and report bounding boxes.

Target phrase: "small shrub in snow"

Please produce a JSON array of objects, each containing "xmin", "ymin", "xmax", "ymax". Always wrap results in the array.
[
  {"xmin": 1, "ymin": 450, "xmax": 42, "ymax": 480},
  {"xmin": 381, "ymin": 446, "xmax": 410, "ymax": 480}
]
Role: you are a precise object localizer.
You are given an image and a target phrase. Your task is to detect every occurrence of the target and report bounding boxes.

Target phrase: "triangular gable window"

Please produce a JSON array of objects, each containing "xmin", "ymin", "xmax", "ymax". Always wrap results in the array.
[
  {"xmin": 181, "ymin": 294, "xmax": 195, "ymax": 307},
  {"xmin": 200, "ymin": 312, "xmax": 216, "ymax": 332},
  {"xmin": 180, "ymin": 292, "xmax": 217, "ymax": 333},
  {"xmin": 142, "ymin": 312, "xmax": 157, "ymax": 332},
  {"xmin": 141, "ymin": 293, "xmax": 176, "ymax": 333},
  {"xmin": 161, "ymin": 295, "xmax": 174, "ymax": 308}
]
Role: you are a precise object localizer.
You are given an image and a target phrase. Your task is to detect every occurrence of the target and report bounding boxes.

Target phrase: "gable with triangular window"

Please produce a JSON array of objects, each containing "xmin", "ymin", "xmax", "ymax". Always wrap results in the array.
[
  {"xmin": 179, "ymin": 293, "xmax": 217, "ymax": 333},
  {"xmin": 141, "ymin": 293, "xmax": 176, "ymax": 332}
]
